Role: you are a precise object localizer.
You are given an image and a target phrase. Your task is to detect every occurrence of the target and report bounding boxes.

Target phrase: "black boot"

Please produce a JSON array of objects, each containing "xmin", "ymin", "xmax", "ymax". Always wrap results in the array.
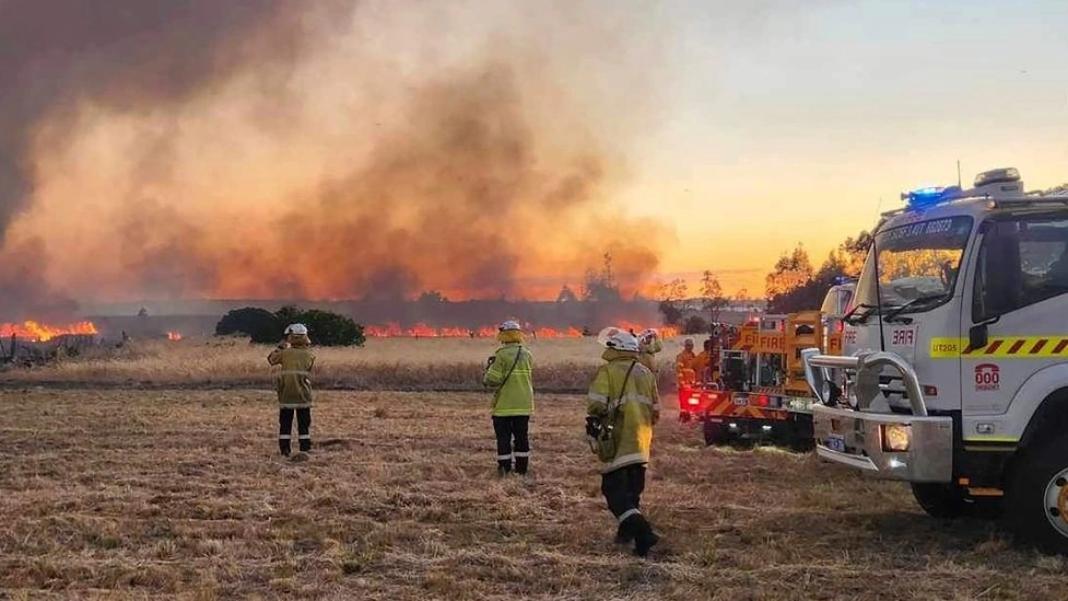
[
  {"xmin": 497, "ymin": 461, "xmax": 512, "ymax": 477},
  {"xmin": 299, "ymin": 438, "xmax": 312, "ymax": 453},
  {"xmin": 614, "ymin": 521, "xmax": 634, "ymax": 545},
  {"xmin": 279, "ymin": 439, "xmax": 292, "ymax": 457},
  {"xmin": 631, "ymin": 515, "xmax": 660, "ymax": 558},
  {"xmin": 515, "ymin": 456, "xmax": 529, "ymax": 475}
]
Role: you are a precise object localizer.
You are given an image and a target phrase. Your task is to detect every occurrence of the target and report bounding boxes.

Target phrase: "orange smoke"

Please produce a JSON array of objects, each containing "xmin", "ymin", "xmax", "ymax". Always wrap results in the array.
[
  {"xmin": 4, "ymin": 25, "xmax": 669, "ymax": 308},
  {"xmin": 0, "ymin": 320, "xmax": 98, "ymax": 342}
]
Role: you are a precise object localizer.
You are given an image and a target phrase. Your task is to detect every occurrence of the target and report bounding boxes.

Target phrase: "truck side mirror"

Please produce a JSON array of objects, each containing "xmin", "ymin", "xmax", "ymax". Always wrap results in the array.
[{"xmin": 968, "ymin": 323, "xmax": 988, "ymax": 351}]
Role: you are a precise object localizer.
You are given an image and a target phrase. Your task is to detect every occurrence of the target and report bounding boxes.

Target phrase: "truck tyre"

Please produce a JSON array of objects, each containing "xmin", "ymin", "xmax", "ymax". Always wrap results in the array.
[
  {"xmin": 703, "ymin": 421, "xmax": 724, "ymax": 446},
  {"xmin": 1006, "ymin": 433, "xmax": 1068, "ymax": 555},
  {"xmin": 911, "ymin": 483, "xmax": 967, "ymax": 519}
]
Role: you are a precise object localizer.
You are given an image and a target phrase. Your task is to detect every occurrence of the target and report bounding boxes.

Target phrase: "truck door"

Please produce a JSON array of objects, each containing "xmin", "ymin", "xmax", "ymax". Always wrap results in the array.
[{"xmin": 963, "ymin": 215, "xmax": 1068, "ymax": 433}]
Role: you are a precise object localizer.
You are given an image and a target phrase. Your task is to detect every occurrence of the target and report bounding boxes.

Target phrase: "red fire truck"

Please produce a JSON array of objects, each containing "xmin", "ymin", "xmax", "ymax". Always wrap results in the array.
[{"xmin": 679, "ymin": 283, "xmax": 853, "ymax": 448}]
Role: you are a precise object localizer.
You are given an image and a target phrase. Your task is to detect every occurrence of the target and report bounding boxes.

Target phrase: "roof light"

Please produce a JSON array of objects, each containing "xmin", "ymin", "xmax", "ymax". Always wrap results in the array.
[{"xmin": 975, "ymin": 167, "xmax": 1020, "ymax": 187}]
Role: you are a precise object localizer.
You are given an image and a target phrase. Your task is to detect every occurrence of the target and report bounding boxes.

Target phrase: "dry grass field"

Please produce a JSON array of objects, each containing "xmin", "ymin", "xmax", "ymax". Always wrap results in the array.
[
  {"xmin": 3, "ymin": 387, "xmax": 1066, "ymax": 600},
  {"xmin": 0, "ymin": 337, "xmax": 692, "ymax": 392}
]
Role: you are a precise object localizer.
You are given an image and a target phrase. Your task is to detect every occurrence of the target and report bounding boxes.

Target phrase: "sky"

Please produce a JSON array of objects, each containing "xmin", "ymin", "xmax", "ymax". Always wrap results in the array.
[
  {"xmin": 626, "ymin": 0, "xmax": 1068, "ymax": 293},
  {"xmin": 3, "ymin": 0, "xmax": 1067, "ymax": 310}
]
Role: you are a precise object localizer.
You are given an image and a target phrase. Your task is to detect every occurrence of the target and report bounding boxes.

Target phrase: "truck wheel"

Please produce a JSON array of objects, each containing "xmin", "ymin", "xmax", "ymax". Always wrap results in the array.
[
  {"xmin": 911, "ymin": 483, "xmax": 967, "ymax": 518},
  {"xmin": 703, "ymin": 421, "xmax": 723, "ymax": 446},
  {"xmin": 1006, "ymin": 434, "xmax": 1068, "ymax": 555}
]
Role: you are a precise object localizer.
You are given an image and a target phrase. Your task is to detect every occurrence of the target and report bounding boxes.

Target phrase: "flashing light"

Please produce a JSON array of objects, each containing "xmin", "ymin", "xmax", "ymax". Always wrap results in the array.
[
  {"xmin": 687, "ymin": 396, "xmax": 700, "ymax": 407},
  {"xmin": 761, "ymin": 425, "xmax": 773, "ymax": 432},
  {"xmin": 755, "ymin": 394, "xmax": 770, "ymax": 407},
  {"xmin": 902, "ymin": 185, "xmax": 963, "ymax": 208}
]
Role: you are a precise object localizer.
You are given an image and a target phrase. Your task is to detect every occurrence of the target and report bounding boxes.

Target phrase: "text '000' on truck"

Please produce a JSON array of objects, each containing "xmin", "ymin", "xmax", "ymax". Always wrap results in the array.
[{"xmin": 803, "ymin": 167, "xmax": 1068, "ymax": 554}]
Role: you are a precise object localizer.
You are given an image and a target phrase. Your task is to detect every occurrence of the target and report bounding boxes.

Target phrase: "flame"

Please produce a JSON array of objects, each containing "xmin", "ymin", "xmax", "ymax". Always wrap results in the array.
[
  {"xmin": 364, "ymin": 322, "xmax": 674, "ymax": 338},
  {"xmin": 0, "ymin": 320, "xmax": 98, "ymax": 342},
  {"xmin": 167, "ymin": 331, "xmax": 184, "ymax": 341}
]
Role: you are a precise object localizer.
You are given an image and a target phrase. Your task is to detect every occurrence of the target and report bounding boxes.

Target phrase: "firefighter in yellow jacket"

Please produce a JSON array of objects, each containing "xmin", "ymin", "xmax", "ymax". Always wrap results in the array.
[
  {"xmin": 637, "ymin": 328, "xmax": 663, "ymax": 373},
  {"xmin": 268, "ymin": 324, "xmax": 316, "ymax": 457},
  {"xmin": 482, "ymin": 320, "xmax": 534, "ymax": 476},
  {"xmin": 587, "ymin": 328, "xmax": 661, "ymax": 557}
]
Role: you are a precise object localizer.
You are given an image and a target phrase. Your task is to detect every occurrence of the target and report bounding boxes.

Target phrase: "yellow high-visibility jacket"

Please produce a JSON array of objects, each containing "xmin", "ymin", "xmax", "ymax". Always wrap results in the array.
[
  {"xmin": 267, "ymin": 346, "xmax": 316, "ymax": 408},
  {"xmin": 483, "ymin": 343, "xmax": 534, "ymax": 417},
  {"xmin": 587, "ymin": 349, "xmax": 660, "ymax": 472},
  {"xmin": 676, "ymin": 349, "xmax": 697, "ymax": 371},
  {"xmin": 638, "ymin": 337, "xmax": 663, "ymax": 373}
]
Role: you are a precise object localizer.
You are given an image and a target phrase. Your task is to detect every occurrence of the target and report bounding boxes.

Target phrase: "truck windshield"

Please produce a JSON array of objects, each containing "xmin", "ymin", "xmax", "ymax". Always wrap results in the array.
[{"xmin": 854, "ymin": 216, "xmax": 973, "ymax": 315}]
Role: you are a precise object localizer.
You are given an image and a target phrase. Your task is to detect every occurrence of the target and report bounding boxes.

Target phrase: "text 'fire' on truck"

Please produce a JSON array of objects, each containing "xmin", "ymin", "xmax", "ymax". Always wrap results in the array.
[
  {"xmin": 804, "ymin": 167, "xmax": 1068, "ymax": 555},
  {"xmin": 675, "ymin": 281, "xmax": 853, "ymax": 449}
]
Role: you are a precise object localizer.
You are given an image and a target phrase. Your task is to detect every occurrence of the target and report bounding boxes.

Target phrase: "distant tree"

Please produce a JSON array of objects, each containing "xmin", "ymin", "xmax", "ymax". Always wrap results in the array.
[
  {"xmin": 417, "ymin": 290, "xmax": 448, "ymax": 304},
  {"xmin": 682, "ymin": 315, "xmax": 709, "ymax": 335},
  {"xmin": 735, "ymin": 288, "xmax": 749, "ymax": 301},
  {"xmin": 700, "ymin": 270, "xmax": 729, "ymax": 325},
  {"xmin": 765, "ymin": 232, "xmax": 871, "ymax": 313},
  {"xmin": 215, "ymin": 307, "xmax": 282, "ymax": 343},
  {"xmin": 656, "ymin": 278, "xmax": 688, "ymax": 325},
  {"xmin": 556, "ymin": 285, "xmax": 579, "ymax": 303},
  {"xmin": 582, "ymin": 252, "xmax": 622, "ymax": 302},
  {"xmin": 765, "ymin": 245, "xmax": 814, "ymax": 298}
]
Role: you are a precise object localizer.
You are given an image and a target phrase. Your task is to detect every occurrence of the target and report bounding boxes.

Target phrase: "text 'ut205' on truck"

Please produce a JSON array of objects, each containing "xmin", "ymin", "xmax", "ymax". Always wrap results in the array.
[{"xmin": 804, "ymin": 167, "xmax": 1068, "ymax": 554}]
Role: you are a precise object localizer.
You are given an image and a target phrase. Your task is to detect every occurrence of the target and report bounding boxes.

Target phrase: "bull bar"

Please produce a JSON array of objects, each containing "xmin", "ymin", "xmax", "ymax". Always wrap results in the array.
[{"xmin": 801, "ymin": 348, "xmax": 953, "ymax": 483}]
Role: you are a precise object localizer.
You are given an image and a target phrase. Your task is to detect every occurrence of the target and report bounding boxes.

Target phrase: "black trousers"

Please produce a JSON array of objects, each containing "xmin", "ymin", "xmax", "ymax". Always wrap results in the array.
[
  {"xmin": 279, "ymin": 407, "xmax": 311, "ymax": 455},
  {"xmin": 492, "ymin": 415, "xmax": 530, "ymax": 474},
  {"xmin": 602, "ymin": 463, "xmax": 646, "ymax": 521}
]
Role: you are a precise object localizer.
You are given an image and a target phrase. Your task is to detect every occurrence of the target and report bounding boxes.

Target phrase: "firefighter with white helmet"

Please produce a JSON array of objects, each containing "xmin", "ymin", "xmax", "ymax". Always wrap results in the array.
[
  {"xmin": 268, "ymin": 323, "xmax": 316, "ymax": 458},
  {"xmin": 482, "ymin": 320, "xmax": 535, "ymax": 476},
  {"xmin": 637, "ymin": 328, "xmax": 663, "ymax": 373},
  {"xmin": 587, "ymin": 327, "xmax": 661, "ymax": 557}
]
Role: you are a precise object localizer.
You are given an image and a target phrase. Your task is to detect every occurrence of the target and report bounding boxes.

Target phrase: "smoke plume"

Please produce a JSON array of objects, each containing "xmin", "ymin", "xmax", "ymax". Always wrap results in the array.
[{"xmin": 0, "ymin": 1, "xmax": 669, "ymax": 318}]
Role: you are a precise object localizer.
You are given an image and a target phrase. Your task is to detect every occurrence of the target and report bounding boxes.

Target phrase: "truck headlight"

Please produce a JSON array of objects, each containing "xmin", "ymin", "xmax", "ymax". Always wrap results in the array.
[{"xmin": 881, "ymin": 424, "xmax": 912, "ymax": 452}]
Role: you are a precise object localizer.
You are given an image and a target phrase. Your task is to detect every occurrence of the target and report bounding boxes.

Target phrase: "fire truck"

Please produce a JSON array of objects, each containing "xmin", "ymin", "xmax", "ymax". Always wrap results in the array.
[
  {"xmin": 679, "ymin": 283, "xmax": 853, "ymax": 448},
  {"xmin": 804, "ymin": 168, "xmax": 1068, "ymax": 554}
]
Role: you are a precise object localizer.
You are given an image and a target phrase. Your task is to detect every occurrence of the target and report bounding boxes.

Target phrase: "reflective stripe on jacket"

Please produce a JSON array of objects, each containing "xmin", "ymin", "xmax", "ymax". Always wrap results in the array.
[
  {"xmin": 268, "ymin": 347, "xmax": 316, "ymax": 408},
  {"xmin": 587, "ymin": 349, "xmax": 660, "ymax": 472},
  {"xmin": 483, "ymin": 343, "xmax": 534, "ymax": 416}
]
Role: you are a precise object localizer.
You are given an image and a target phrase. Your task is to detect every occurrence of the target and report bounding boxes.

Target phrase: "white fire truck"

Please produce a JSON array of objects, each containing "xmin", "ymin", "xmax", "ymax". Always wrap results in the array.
[{"xmin": 804, "ymin": 167, "xmax": 1068, "ymax": 554}]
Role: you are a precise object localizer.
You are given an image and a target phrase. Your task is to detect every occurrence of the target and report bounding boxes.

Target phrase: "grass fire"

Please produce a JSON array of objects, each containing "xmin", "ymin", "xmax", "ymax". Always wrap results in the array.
[{"xmin": 3, "ymin": 1, "xmax": 1068, "ymax": 600}]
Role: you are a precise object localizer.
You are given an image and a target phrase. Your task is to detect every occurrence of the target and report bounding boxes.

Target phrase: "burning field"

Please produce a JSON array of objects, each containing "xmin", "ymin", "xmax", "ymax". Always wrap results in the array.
[{"xmin": 2, "ymin": 387, "xmax": 1065, "ymax": 600}]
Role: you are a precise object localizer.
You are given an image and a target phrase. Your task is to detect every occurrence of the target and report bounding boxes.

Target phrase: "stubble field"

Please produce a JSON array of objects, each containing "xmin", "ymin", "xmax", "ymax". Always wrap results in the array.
[{"xmin": 2, "ymin": 352, "xmax": 1066, "ymax": 600}]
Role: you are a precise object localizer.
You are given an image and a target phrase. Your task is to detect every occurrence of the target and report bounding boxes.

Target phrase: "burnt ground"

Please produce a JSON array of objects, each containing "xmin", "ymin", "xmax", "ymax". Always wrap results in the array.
[{"xmin": 1, "ymin": 389, "xmax": 1064, "ymax": 600}]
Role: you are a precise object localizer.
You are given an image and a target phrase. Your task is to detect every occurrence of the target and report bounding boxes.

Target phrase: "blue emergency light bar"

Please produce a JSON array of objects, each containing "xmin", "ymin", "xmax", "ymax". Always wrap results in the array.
[{"xmin": 903, "ymin": 185, "xmax": 962, "ymax": 208}]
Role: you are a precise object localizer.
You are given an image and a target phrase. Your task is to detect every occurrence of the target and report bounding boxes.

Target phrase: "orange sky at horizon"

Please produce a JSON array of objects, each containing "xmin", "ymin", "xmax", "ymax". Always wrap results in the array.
[{"xmin": 6, "ymin": 1, "xmax": 1067, "ymax": 304}]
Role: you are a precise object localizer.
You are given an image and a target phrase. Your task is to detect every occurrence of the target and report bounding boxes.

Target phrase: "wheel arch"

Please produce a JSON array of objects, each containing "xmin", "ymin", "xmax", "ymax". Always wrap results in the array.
[{"xmin": 1019, "ymin": 387, "xmax": 1068, "ymax": 453}]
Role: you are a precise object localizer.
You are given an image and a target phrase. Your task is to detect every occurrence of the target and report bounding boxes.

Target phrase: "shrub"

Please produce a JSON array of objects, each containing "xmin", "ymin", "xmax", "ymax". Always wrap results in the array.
[
  {"xmin": 215, "ymin": 306, "xmax": 365, "ymax": 346},
  {"xmin": 682, "ymin": 315, "xmax": 709, "ymax": 336},
  {"xmin": 299, "ymin": 309, "xmax": 365, "ymax": 347},
  {"xmin": 215, "ymin": 308, "xmax": 281, "ymax": 343}
]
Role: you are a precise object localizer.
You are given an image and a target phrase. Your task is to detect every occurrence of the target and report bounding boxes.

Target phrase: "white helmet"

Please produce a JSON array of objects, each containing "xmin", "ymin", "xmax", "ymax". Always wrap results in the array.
[
  {"xmin": 498, "ymin": 320, "xmax": 521, "ymax": 332},
  {"xmin": 596, "ymin": 326, "xmax": 640, "ymax": 352},
  {"xmin": 638, "ymin": 328, "xmax": 659, "ymax": 344},
  {"xmin": 284, "ymin": 323, "xmax": 308, "ymax": 336}
]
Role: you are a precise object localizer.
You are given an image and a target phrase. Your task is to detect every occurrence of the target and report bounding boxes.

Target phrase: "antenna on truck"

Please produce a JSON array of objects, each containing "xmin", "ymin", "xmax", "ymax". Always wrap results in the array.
[{"xmin": 871, "ymin": 226, "xmax": 887, "ymax": 352}]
